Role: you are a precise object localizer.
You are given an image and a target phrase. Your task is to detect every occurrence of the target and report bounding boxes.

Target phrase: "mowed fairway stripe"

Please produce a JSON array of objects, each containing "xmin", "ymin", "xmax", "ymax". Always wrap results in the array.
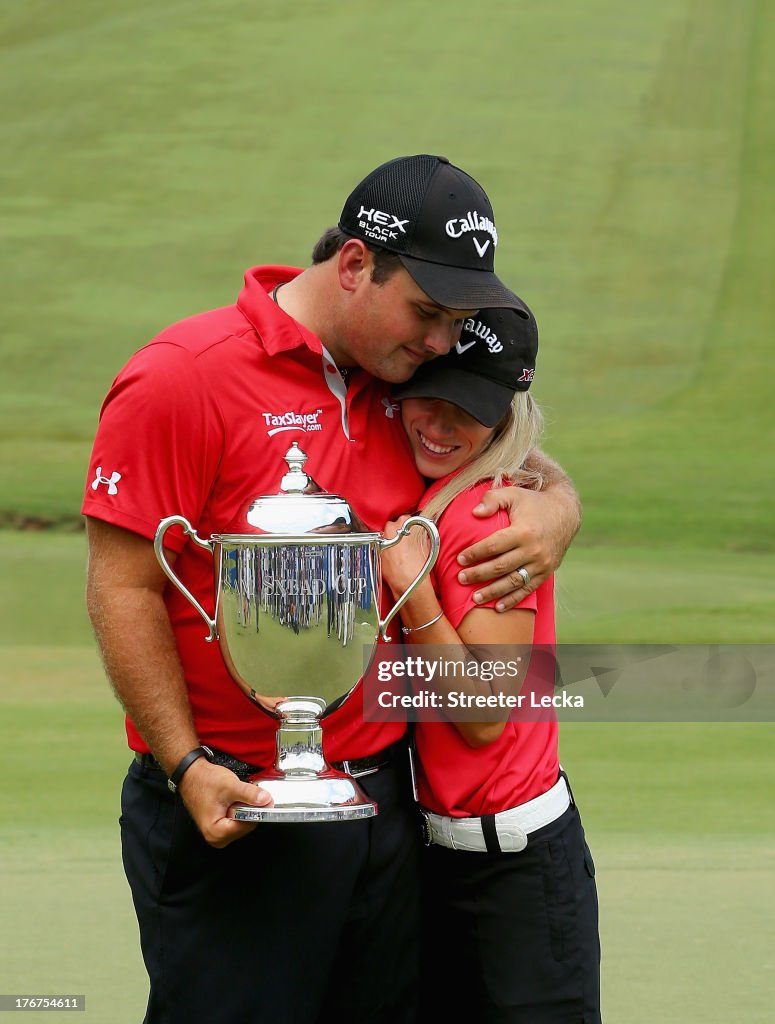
[
  {"xmin": 599, "ymin": 839, "xmax": 775, "ymax": 1024},
  {"xmin": 562, "ymin": 723, "xmax": 775, "ymax": 1022},
  {"xmin": 557, "ymin": 547, "xmax": 775, "ymax": 643},
  {"xmin": 552, "ymin": 0, "xmax": 774, "ymax": 553}
]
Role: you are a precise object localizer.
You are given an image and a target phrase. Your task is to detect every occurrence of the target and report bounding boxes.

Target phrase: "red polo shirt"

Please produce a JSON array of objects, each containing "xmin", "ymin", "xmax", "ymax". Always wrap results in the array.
[
  {"xmin": 82, "ymin": 266, "xmax": 424, "ymax": 764},
  {"xmin": 413, "ymin": 477, "xmax": 559, "ymax": 817}
]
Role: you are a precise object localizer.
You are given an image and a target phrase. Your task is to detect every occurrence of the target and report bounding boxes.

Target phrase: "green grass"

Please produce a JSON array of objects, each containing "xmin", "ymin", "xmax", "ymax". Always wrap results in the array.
[
  {"xmin": 3, "ymin": 532, "xmax": 772, "ymax": 653},
  {"xmin": 2, "ymin": 548, "xmax": 774, "ymax": 1021},
  {"xmin": 2, "ymin": 645, "xmax": 773, "ymax": 1023},
  {"xmin": 1, "ymin": 0, "xmax": 773, "ymax": 555},
  {"xmin": 563, "ymin": 724, "xmax": 775, "ymax": 1023},
  {"xmin": 1, "ymin": 0, "xmax": 774, "ymax": 1020},
  {"xmin": 0, "ymin": 650, "xmax": 145, "ymax": 1022},
  {"xmin": 558, "ymin": 546, "xmax": 775, "ymax": 643}
]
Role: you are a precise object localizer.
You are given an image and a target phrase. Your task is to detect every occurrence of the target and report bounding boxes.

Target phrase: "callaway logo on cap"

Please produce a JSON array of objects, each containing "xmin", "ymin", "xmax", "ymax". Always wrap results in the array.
[
  {"xmin": 339, "ymin": 155, "xmax": 520, "ymax": 310},
  {"xmin": 393, "ymin": 303, "xmax": 539, "ymax": 428}
]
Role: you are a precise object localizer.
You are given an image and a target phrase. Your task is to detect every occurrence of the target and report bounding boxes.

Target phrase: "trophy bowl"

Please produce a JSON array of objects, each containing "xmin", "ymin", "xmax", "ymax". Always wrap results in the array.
[{"xmin": 154, "ymin": 442, "xmax": 439, "ymax": 822}]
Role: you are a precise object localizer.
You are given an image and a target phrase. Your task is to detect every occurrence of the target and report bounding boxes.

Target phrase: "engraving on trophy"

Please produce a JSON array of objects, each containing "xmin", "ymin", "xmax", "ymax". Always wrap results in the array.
[{"xmin": 223, "ymin": 543, "xmax": 375, "ymax": 652}]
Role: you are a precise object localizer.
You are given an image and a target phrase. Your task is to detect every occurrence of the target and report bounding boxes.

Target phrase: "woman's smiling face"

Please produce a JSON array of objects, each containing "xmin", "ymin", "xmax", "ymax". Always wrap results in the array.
[{"xmin": 401, "ymin": 397, "xmax": 495, "ymax": 479}]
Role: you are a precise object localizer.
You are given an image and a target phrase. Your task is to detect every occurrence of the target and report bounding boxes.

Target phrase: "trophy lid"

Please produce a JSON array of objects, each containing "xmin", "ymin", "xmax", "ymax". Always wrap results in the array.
[{"xmin": 221, "ymin": 442, "xmax": 375, "ymax": 538}]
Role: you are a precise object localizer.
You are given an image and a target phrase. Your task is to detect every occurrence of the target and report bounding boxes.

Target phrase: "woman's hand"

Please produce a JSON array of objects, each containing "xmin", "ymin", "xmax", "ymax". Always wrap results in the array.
[{"xmin": 381, "ymin": 515, "xmax": 434, "ymax": 597}]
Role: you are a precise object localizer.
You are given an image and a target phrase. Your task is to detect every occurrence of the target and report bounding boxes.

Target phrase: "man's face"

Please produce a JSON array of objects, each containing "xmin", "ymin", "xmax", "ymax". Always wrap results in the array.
[{"xmin": 338, "ymin": 263, "xmax": 477, "ymax": 383}]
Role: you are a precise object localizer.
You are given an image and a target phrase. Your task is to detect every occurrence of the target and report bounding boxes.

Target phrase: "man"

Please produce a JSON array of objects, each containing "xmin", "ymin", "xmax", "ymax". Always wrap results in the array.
[{"xmin": 84, "ymin": 155, "xmax": 581, "ymax": 1024}]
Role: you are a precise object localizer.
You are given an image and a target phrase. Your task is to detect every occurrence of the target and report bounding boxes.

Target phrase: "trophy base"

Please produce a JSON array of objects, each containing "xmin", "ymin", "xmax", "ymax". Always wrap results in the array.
[{"xmin": 229, "ymin": 769, "xmax": 378, "ymax": 823}]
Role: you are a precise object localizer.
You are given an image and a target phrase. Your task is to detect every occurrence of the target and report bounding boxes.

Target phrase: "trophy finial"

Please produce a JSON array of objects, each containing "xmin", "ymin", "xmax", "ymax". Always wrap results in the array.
[{"xmin": 280, "ymin": 442, "xmax": 310, "ymax": 493}]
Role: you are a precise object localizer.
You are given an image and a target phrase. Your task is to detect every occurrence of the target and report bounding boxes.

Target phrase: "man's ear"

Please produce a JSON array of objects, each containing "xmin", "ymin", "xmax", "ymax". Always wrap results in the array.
[{"xmin": 337, "ymin": 239, "xmax": 372, "ymax": 294}]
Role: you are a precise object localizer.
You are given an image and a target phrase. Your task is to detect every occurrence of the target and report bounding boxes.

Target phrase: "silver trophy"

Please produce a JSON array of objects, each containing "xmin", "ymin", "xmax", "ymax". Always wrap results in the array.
[{"xmin": 153, "ymin": 442, "xmax": 439, "ymax": 822}]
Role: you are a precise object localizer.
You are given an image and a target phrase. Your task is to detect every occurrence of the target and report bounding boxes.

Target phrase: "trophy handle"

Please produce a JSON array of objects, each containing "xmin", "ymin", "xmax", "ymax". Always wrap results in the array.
[
  {"xmin": 154, "ymin": 515, "xmax": 217, "ymax": 642},
  {"xmin": 376, "ymin": 515, "xmax": 440, "ymax": 641}
]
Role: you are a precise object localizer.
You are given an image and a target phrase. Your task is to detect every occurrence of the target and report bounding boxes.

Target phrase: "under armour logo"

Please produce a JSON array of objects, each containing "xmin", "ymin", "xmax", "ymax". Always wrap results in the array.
[
  {"xmin": 382, "ymin": 398, "xmax": 399, "ymax": 419},
  {"xmin": 517, "ymin": 369, "xmax": 535, "ymax": 383},
  {"xmin": 91, "ymin": 466, "xmax": 122, "ymax": 495}
]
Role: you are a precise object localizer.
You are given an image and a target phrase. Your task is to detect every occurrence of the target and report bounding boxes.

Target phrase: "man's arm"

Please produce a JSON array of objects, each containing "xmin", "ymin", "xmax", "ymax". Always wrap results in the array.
[
  {"xmin": 456, "ymin": 449, "xmax": 581, "ymax": 612},
  {"xmin": 85, "ymin": 517, "xmax": 271, "ymax": 847}
]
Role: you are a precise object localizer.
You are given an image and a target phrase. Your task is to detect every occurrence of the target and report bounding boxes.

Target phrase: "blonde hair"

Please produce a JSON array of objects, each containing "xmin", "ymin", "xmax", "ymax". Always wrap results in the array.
[{"xmin": 419, "ymin": 391, "xmax": 544, "ymax": 521}]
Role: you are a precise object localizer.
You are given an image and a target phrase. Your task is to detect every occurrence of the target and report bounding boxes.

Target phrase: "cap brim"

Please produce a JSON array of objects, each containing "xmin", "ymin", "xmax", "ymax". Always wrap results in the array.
[
  {"xmin": 398, "ymin": 254, "xmax": 521, "ymax": 310},
  {"xmin": 393, "ymin": 366, "xmax": 515, "ymax": 428}
]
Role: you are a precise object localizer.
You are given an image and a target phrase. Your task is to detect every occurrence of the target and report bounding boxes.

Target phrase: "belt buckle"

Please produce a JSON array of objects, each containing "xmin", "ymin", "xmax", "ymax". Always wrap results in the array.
[{"xmin": 418, "ymin": 809, "xmax": 433, "ymax": 847}]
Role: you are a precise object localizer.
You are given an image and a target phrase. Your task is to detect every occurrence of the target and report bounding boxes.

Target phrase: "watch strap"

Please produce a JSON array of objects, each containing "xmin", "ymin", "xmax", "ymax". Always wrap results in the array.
[{"xmin": 167, "ymin": 745, "xmax": 214, "ymax": 793}]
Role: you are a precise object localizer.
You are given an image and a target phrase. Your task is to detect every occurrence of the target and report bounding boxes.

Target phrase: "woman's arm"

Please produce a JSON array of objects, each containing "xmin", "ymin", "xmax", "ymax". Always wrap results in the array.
[
  {"xmin": 458, "ymin": 450, "xmax": 580, "ymax": 610},
  {"xmin": 381, "ymin": 516, "xmax": 536, "ymax": 747}
]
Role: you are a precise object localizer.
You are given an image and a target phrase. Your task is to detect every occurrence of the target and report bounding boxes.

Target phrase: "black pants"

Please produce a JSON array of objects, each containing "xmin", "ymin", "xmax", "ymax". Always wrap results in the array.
[
  {"xmin": 419, "ymin": 803, "xmax": 601, "ymax": 1024},
  {"xmin": 120, "ymin": 756, "xmax": 420, "ymax": 1024}
]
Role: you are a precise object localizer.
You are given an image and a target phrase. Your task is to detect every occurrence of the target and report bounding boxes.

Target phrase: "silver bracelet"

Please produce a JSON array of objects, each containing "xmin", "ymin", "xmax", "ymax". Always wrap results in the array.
[{"xmin": 401, "ymin": 610, "xmax": 444, "ymax": 635}]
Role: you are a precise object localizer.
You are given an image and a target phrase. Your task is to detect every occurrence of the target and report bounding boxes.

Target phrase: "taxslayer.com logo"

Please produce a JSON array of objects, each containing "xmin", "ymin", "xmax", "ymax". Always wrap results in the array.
[
  {"xmin": 445, "ymin": 211, "xmax": 498, "ymax": 259},
  {"xmin": 262, "ymin": 409, "xmax": 324, "ymax": 437},
  {"xmin": 357, "ymin": 206, "xmax": 409, "ymax": 242},
  {"xmin": 456, "ymin": 317, "xmax": 503, "ymax": 355}
]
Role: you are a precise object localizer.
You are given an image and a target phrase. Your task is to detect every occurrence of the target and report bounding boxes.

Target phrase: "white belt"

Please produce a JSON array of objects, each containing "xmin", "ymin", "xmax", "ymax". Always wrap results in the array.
[{"xmin": 421, "ymin": 774, "xmax": 571, "ymax": 853}]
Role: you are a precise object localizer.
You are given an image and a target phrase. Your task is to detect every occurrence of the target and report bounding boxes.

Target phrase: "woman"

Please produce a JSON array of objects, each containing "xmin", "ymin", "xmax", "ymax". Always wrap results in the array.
[{"xmin": 381, "ymin": 304, "xmax": 601, "ymax": 1024}]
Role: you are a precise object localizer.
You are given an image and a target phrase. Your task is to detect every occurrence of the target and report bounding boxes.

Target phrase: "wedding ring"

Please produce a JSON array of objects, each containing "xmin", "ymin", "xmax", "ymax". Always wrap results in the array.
[{"xmin": 516, "ymin": 566, "xmax": 531, "ymax": 588}]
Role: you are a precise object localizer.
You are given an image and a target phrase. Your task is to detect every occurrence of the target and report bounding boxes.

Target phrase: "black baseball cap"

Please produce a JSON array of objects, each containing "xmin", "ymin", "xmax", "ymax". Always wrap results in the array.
[
  {"xmin": 339, "ymin": 154, "xmax": 520, "ymax": 309},
  {"xmin": 393, "ymin": 304, "xmax": 538, "ymax": 427}
]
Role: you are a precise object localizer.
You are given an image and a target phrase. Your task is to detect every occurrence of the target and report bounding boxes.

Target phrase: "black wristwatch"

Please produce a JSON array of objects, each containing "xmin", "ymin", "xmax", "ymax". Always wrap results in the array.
[{"xmin": 167, "ymin": 745, "xmax": 215, "ymax": 793}]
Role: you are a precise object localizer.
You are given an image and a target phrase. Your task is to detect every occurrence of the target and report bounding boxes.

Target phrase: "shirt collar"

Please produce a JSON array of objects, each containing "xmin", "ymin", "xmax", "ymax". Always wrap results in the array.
[{"xmin": 237, "ymin": 265, "xmax": 324, "ymax": 357}]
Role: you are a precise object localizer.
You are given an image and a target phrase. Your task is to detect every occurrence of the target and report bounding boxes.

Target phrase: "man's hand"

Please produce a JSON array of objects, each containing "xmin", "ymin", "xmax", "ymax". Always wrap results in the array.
[
  {"xmin": 177, "ymin": 758, "xmax": 273, "ymax": 849},
  {"xmin": 457, "ymin": 479, "xmax": 581, "ymax": 611}
]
